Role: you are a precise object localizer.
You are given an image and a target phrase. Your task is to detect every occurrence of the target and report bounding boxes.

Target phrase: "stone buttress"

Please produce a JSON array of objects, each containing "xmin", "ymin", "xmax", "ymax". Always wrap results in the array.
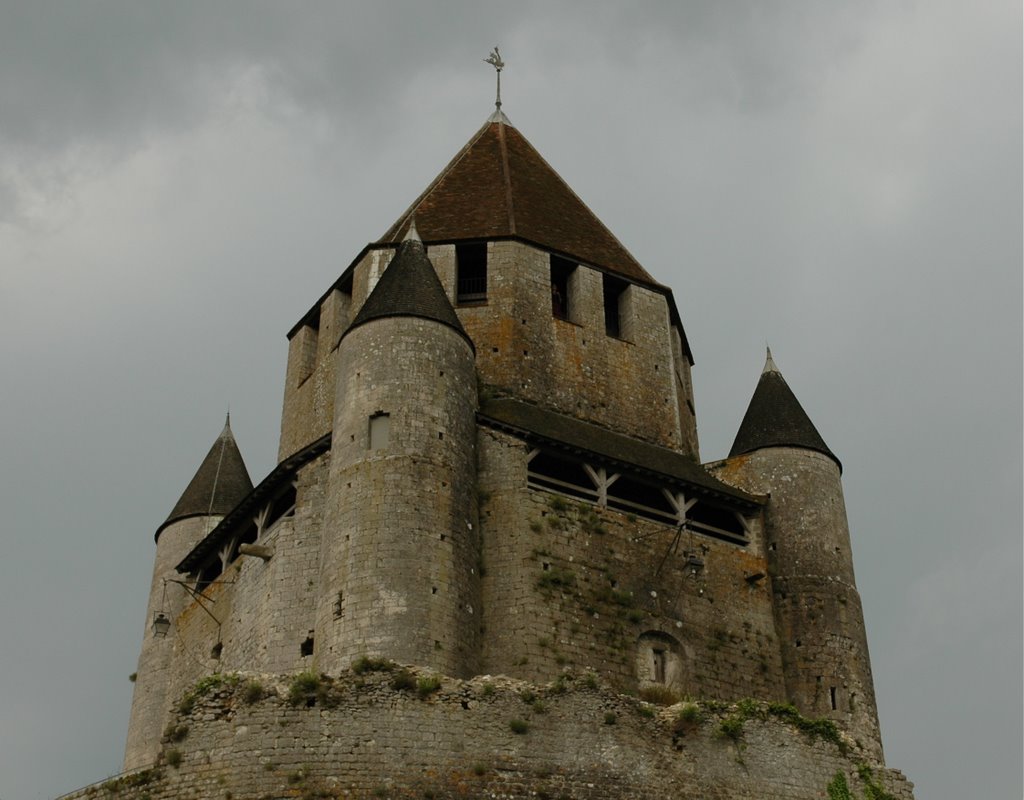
[
  {"xmin": 315, "ymin": 231, "xmax": 480, "ymax": 677},
  {"xmin": 123, "ymin": 418, "xmax": 251, "ymax": 771},
  {"xmin": 710, "ymin": 350, "xmax": 883, "ymax": 758}
]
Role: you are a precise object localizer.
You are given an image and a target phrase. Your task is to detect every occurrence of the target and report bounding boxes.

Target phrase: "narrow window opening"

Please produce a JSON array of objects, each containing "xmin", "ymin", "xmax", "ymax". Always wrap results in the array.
[
  {"xmin": 438, "ymin": 431, "xmax": 444, "ymax": 440},
  {"xmin": 368, "ymin": 412, "xmax": 390, "ymax": 449},
  {"xmin": 300, "ymin": 635, "xmax": 314, "ymax": 657},
  {"xmin": 432, "ymin": 586, "xmax": 438, "ymax": 595},
  {"xmin": 210, "ymin": 642, "xmax": 223, "ymax": 660},
  {"xmin": 795, "ymin": 639, "xmax": 802, "ymax": 648},
  {"xmin": 602, "ymin": 274, "xmax": 628, "ymax": 338},
  {"xmin": 333, "ymin": 592, "xmax": 344, "ymax": 619},
  {"xmin": 830, "ymin": 686, "xmax": 838, "ymax": 710},
  {"xmin": 652, "ymin": 649, "xmax": 667, "ymax": 683},
  {"xmin": 456, "ymin": 243, "xmax": 488, "ymax": 304},
  {"xmin": 550, "ymin": 255, "xmax": 575, "ymax": 320}
]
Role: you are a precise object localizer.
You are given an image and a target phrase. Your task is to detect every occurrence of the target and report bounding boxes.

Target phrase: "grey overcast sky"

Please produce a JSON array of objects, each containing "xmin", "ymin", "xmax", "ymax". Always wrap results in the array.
[{"xmin": 0, "ymin": 2, "xmax": 1019, "ymax": 799}]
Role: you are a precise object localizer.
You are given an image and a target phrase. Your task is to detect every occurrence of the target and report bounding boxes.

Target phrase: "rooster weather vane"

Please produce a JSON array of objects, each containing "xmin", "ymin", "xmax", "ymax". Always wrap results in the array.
[{"xmin": 484, "ymin": 46, "xmax": 505, "ymax": 110}]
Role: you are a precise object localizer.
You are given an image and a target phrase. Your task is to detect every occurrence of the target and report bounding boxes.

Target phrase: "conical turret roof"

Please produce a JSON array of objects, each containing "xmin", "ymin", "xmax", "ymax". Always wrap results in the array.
[
  {"xmin": 344, "ymin": 227, "xmax": 472, "ymax": 348},
  {"xmin": 729, "ymin": 349, "xmax": 840, "ymax": 469},
  {"xmin": 156, "ymin": 415, "xmax": 253, "ymax": 541},
  {"xmin": 378, "ymin": 113, "xmax": 657, "ymax": 286}
]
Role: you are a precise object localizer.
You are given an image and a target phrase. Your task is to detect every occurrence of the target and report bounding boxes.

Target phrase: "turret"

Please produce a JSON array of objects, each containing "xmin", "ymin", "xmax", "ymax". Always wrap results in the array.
[
  {"xmin": 717, "ymin": 350, "xmax": 883, "ymax": 758},
  {"xmin": 124, "ymin": 416, "xmax": 252, "ymax": 770},
  {"xmin": 316, "ymin": 226, "xmax": 480, "ymax": 677}
]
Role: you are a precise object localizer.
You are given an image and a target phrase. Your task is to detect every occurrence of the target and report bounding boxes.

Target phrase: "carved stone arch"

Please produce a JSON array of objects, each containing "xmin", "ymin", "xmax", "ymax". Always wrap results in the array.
[{"xmin": 636, "ymin": 630, "xmax": 684, "ymax": 691}]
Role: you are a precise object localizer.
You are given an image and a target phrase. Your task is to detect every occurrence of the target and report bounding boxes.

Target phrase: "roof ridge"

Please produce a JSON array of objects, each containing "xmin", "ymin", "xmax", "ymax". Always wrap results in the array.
[
  {"xmin": 380, "ymin": 117, "xmax": 503, "ymax": 242},
  {"xmin": 503, "ymin": 126, "xmax": 652, "ymax": 282},
  {"xmin": 497, "ymin": 119, "xmax": 516, "ymax": 234}
]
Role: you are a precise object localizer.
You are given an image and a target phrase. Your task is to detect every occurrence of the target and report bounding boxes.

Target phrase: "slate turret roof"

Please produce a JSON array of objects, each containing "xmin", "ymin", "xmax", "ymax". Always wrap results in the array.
[
  {"xmin": 156, "ymin": 415, "xmax": 254, "ymax": 541},
  {"xmin": 378, "ymin": 111, "xmax": 658, "ymax": 287},
  {"xmin": 729, "ymin": 349, "xmax": 841, "ymax": 470},
  {"xmin": 344, "ymin": 225, "xmax": 472, "ymax": 348}
]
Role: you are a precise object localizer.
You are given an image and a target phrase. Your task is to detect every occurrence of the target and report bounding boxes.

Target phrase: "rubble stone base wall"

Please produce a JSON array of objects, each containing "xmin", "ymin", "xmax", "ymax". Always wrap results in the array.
[{"xmin": 62, "ymin": 668, "xmax": 913, "ymax": 800}]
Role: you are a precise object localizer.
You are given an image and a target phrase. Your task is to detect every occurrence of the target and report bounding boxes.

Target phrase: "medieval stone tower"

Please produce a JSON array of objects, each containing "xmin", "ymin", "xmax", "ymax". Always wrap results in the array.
[{"xmin": 63, "ymin": 107, "xmax": 914, "ymax": 799}]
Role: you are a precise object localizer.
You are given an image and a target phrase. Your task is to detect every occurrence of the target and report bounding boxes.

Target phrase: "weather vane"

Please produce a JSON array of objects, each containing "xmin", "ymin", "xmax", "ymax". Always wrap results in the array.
[{"xmin": 484, "ymin": 46, "xmax": 504, "ymax": 110}]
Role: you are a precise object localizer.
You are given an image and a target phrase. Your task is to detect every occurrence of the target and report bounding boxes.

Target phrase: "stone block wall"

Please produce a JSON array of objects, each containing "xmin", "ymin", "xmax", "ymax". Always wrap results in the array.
[
  {"xmin": 477, "ymin": 428, "xmax": 787, "ymax": 703},
  {"xmin": 434, "ymin": 240, "xmax": 695, "ymax": 455},
  {"xmin": 65, "ymin": 668, "xmax": 913, "ymax": 800},
  {"xmin": 318, "ymin": 315, "xmax": 480, "ymax": 677},
  {"xmin": 709, "ymin": 449, "xmax": 883, "ymax": 758},
  {"xmin": 125, "ymin": 515, "xmax": 221, "ymax": 770},
  {"xmin": 130, "ymin": 454, "xmax": 331, "ymax": 765}
]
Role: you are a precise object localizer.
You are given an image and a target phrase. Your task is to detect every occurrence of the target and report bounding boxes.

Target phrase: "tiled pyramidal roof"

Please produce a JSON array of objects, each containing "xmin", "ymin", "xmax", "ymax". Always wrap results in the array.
[
  {"xmin": 729, "ymin": 350, "xmax": 840, "ymax": 469},
  {"xmin": 345, "ymin": 226, "xmax": 472, "ymax": 348},
  {"xmin": 378, "ymin": 111, "xmax": 657, "ymax": 286},
  {"xmin": 157, "ymin": 416, "xmax": 253, "ymax": 540}
]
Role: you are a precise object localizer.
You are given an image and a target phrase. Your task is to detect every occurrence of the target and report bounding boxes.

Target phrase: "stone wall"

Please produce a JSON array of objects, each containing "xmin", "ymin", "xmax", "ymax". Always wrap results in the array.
[
  {"xmin": 318, "ymin": 314, "xmax": 480, "ymax": 677},
  {"xmin": 709, "ymin": 449, "xmax": 883, "ymax": 759},
  {"xmin": 65, "ymin": 668, "xmax": 913, "ymax": 800},
  {"xmin": 477, "ymin": 428, "xmax": 787, "ymax": 702},
  {"xmin": 431, "ymin": 240, "xmax": 696, "ymax": 455}
]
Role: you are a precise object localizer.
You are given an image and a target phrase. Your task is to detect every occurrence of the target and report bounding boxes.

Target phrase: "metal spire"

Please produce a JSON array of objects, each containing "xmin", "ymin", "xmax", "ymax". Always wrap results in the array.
[
  {"xmin": 764, "ymin": 345, "xmax": 779, "ymax": 374},
  {"xmin": 484, "ymin": 47, "xmax": 504, "ymax": 110}
]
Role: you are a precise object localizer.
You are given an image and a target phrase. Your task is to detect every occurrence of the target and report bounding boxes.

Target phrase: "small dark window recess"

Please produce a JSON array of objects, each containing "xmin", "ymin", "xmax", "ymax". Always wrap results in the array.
[
  {"xmin": 333, "ymin": 592, "xmax": 344, "ymax": 619},
  {"xmin": 550, "ymin": 255, "xmax": 575, "ymax": 320},
  {"xmin": 456, "ymin": 243, "xmax": 488, "ymax": 304},
  {"xmin": 432, "ymin": 586, "xmax": 438, "ymax": 595},
  {"xmin": 830, "ymin": 686, "xmax": 838, "ymax": 710},
  {"xmin": 210, "ymin": 642, "xmax": 223, "ymax": 660},
  {"xmin": 300, "ymin": 636, "xmax": 314, "ymax": 657},
  {"xmin": 603, "ymin": 274, "xmax": 628, "ymax": 338}
]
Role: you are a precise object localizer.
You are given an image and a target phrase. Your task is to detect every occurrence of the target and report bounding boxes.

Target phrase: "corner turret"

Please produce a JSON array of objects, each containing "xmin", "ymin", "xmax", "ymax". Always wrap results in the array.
[
  {"xmin": 125, "ymin": 416, "xmax": 251, "ymax": 770},
  {"xmin": 156, "ymin": 415, "xmax": 254, "ymax": 540},
  {"xmin": 729, "ymin": 348, "xmax": 839, "ymax": 468},
  {"xmin": 317, "ymin": 228, "xmax": 480, "ymax": 677},
  {"xmin": 712, "ymin": 350, "xmax": 883, "ymax": 759}
]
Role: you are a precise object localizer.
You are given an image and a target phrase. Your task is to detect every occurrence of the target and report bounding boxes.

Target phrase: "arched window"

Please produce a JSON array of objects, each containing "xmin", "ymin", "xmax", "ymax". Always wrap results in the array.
[{"xmin": 636, "ymin": 631, "xmax": 683, "ymax": 690}]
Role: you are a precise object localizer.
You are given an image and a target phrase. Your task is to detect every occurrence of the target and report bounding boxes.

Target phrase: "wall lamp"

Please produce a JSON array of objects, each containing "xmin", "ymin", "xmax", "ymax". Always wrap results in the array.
[{"xmin": 151, "ymin": 578, "xmax": 223, "ymax": 639}]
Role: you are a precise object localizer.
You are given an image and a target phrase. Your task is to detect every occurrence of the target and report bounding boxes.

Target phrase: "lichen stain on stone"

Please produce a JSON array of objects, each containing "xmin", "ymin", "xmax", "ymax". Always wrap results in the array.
[{"xmin": 378, "ymin": 587, "xmax": 408, "ymax": 617}]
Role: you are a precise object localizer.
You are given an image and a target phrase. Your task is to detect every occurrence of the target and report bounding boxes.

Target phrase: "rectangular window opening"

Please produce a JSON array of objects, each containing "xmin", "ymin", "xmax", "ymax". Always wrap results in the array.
[
  {"xmin": 456, "ymin": 243, "xmax": 488, "ymax": 304},
  {"xmin": 550, "ymin": 255, "xmax": 575, "ymax": 321},
  {"xmin": 369, "ymin": 412, "xmax": 390, "ymax": 450},
  {"xmin": 603, "ymin": 274, "xmax": 628, "ymax": 338},
  {"xmin": 830, "ymin": 686, "xmax": 838, "ymax": 711}
]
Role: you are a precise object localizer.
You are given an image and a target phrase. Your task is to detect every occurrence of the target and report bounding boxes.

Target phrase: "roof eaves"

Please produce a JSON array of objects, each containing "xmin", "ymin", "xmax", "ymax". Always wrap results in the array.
[
  {"xmin": 479, "ymin": 398, "xmax": 761, "ymax": 509},
  {"xmin": 176, "ymin": 433, "xmax": 332, "ymax": 574}
]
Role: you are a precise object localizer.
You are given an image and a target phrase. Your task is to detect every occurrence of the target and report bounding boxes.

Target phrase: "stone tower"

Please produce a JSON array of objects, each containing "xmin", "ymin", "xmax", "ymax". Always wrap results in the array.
[
  {"xmin": 80, "ymin": 107, "xmax": 914, "ymax": 800},
  {"xmin": 123, "ymin": 417, "xmax": 251, "ymax": 771},
  {"xmin": 316, "ymin": 227, "xmax": 480, "ymax": 677},
  {"xmin": 713, "ymin": 349, "xmax": 882, "ymax": 757}
]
